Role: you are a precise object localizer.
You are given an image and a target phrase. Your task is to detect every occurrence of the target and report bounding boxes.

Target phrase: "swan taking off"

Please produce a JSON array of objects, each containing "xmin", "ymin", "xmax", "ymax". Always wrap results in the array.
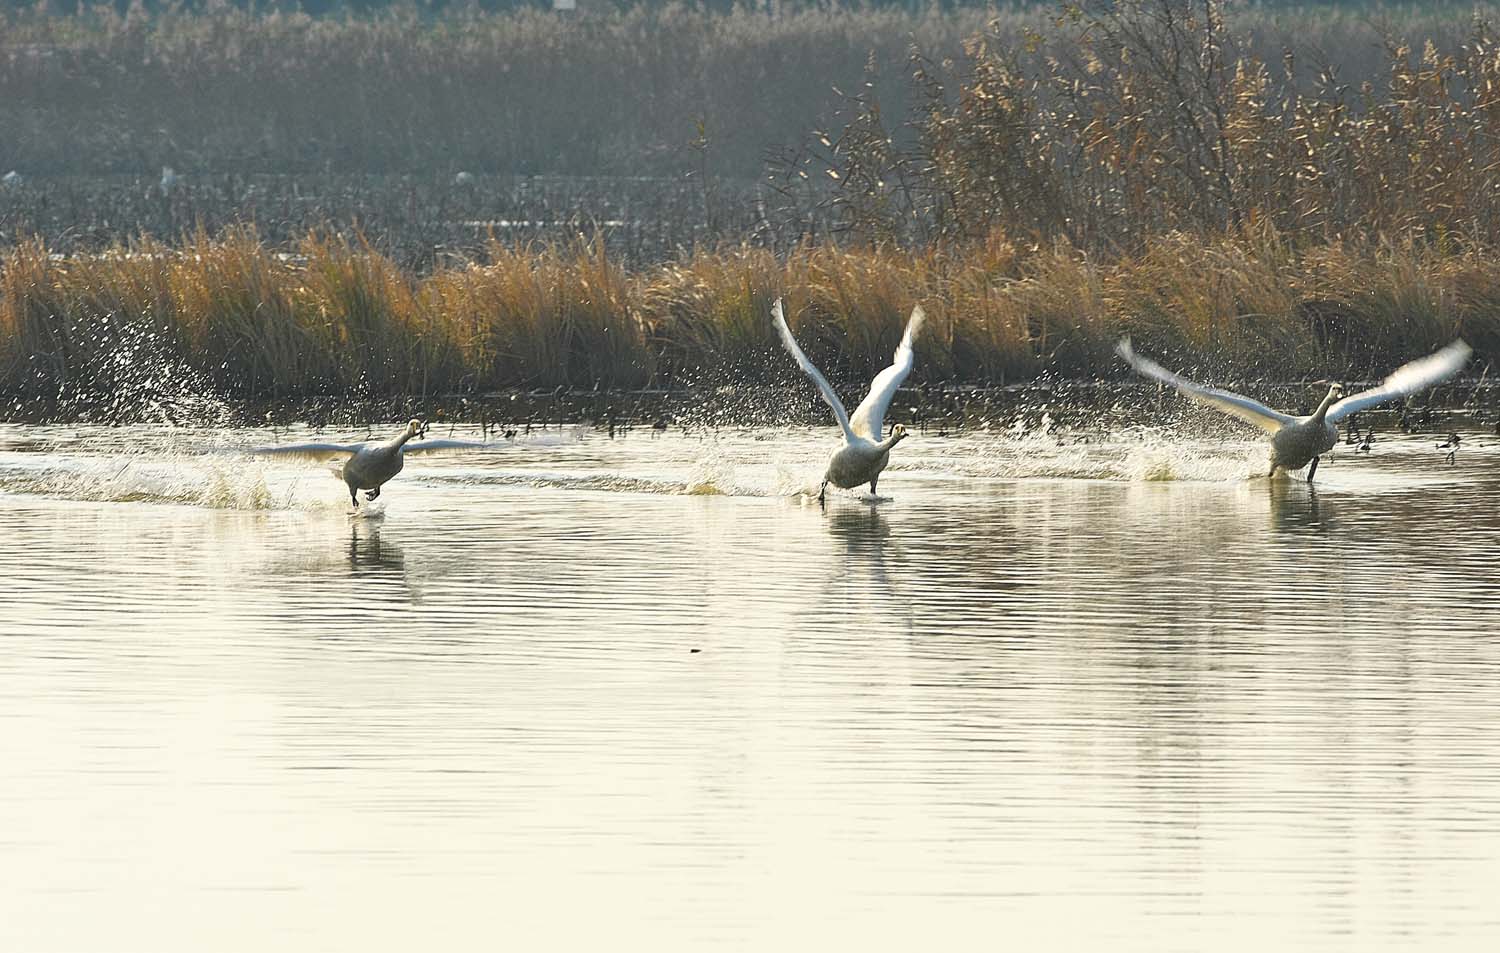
[
  {"xmin": 772, "ymin": 298, "xmax": 925, "ymax": 503},
  {"xmin": 1117, "ymin": 338, "xmax": 1472, "ymax": 481},
  {"xmin": 252, "ymin": 419, "xmax": 500, "ymax": 507}
]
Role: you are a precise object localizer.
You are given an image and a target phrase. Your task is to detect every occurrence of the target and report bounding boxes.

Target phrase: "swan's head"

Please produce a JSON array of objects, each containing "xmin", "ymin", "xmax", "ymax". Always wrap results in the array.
[
  {"xmin": 405, "ymin": 418, "xmax": 427, "ymax": 439},
  {"xmin": 888, "ymin": 423, "xmax": 909, "ymax": 445},
  {"xmin": 1327, "ymin": 382, "xmax": 1345, "ymax": 400}
]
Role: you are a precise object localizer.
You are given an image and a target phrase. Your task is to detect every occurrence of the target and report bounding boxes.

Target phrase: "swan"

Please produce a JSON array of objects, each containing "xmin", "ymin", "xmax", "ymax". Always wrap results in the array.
[
  {"xmin": 1117, "ymin": 338, "xmax": 1472, "ymax": 481},
  {"xmin": 252, "ymin": 419, "xmax": 503, "ymax": 507},
  {"xmin": 771, "ymin": 298, "xmax": 924, "ymax": 503}
]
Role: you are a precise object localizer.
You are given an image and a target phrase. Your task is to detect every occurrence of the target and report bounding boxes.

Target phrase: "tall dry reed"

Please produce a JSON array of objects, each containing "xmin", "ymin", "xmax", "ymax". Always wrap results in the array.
[
  {"xmin": 1, "ymin": 2, "xmax": 1491, "ymax": 182},
  {"xmin": 803, "ymin": 1, "xmax": 1500, "ymax": 253},
  {"xmin": 0, "ymin": 229, "xmax": 1489, "ymax": 402}
]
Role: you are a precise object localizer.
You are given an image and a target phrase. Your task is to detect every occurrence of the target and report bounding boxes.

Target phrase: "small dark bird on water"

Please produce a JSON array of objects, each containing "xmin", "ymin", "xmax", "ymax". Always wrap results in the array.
[{"xmin": 1438, "ymin": 432, "xmax": 1461, "ymax": 464}]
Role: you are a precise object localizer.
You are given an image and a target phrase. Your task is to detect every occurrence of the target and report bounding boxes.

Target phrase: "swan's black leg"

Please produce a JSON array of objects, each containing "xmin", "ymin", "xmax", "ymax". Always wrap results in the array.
[
  {"xmin": 348, "ymin": 484, "xmax": 359, "ymax": 508},
  {"xmin": 1307, "ymin": 456, "xmax": 1320, "ymax": 483},
  {"xmin": 366, "ymin": 485, "xmax": 381, "ymax": 501},
  {"xmin": 869, "ymin": 476, "xmax": 879, "ymax": 498},
  {"xmin": 818, "ymin": 479, "xmax": 828, "ymax": 506}
]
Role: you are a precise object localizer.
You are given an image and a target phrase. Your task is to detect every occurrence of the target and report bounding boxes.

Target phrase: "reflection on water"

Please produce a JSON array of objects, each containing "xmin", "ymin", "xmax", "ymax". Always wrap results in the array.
[
  {"xmin": 825, "ymin": 506, "xmax": 898, "ymax": 601},
  {"xmin": 345, "ymin": 523, "xmax": 404, "ymax": 576},
  {"xmin": 1268, "ymin": 479, "xmax": 1333, "ymax": 531},
  {"xmin": 2, "ymin": 425, "xmax": 1500, "ymax": 951}
]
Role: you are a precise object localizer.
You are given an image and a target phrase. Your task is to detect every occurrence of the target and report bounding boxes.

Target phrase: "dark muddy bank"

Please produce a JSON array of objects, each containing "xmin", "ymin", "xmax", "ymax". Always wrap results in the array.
[{"xmin": 3, "ymin": 381, "xmax": 1491, "ymax": 440}]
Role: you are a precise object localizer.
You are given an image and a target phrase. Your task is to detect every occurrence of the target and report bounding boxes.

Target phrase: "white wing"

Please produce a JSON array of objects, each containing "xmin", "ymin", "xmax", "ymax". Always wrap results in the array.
[
  {"xmin": 772, "ymin": 298, "xmax": 855, "ymax": 442},
  {"xmin": 403, "ymin": 438, "xmax": 510, "ymax": 455},
  {"xmin": 1116, "ymin": 338, "xmax": 1293, "ymax": 434},
  {"xmin": 1328, "ymin": 340, "xmax": 1471, "ymax": 422},
  {"xmin": 249, "ymin": 441, "xmax": 363, "ymax": 461},
  {"xmin": 850, "ymin": 305, "xmax": 925, "ymax": 440}
]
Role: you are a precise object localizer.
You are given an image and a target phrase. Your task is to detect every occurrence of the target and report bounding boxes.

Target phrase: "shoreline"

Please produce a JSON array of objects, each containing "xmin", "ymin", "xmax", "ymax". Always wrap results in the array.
[{"xmin": 3, "ymin": 379, "xmax": 1490, "ymax": 430}]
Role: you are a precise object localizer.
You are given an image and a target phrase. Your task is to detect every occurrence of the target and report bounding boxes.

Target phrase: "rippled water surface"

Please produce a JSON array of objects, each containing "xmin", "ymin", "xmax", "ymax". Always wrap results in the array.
[{"xmin": 3, "ymin": 422, "xmax": 1499, "ymax": 951}]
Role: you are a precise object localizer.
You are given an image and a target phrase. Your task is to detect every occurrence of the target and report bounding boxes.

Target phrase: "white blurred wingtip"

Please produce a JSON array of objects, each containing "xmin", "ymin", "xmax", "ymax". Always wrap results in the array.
[{"xmin": 903, "ymin": 303, "xmax": 926, "ymax": 347}]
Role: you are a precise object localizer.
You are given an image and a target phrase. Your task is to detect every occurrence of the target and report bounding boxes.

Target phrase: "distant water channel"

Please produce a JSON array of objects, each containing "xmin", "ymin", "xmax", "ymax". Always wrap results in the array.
[{"xmin": 3, "ymin": 422, "xmax": 1498, "ymax": 950}]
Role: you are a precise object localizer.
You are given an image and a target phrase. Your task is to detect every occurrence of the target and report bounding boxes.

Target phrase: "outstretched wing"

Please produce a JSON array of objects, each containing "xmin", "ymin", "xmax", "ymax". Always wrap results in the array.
[
  {"xmin": 249, "ymin": 441, "xmax": 363, "ymax": 461},
  {"xmin": 850, "ymin": 304, "xmax": 925, "ymax": 441},
  {"xmin": 1116, "ymin": 338, "xmax": 1293, "ymax": 434},
  {"xmin": 403, "ymin": 438, "xmax": 509, "ymax": 454},
  {"xmin": 772, "ymin": 298, "xmax": 855, "ymax": 442},
  {"xmin": 1328, "ymin": 339, "xmax": 1471, "ymax": 422}
]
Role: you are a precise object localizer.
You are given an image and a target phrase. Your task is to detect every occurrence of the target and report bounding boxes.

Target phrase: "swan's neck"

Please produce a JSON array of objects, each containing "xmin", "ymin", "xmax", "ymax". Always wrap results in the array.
[
  {"xmin": 876, "ymin": 432, "xmax": 905, "ymax": 453},
  {"xmin": 394, "ymin": 430, "xmax": 417, "ymax": 449},
  {"xmin": 1310, "ymin": 388, "xmax": 1339, "ymax": 424}
]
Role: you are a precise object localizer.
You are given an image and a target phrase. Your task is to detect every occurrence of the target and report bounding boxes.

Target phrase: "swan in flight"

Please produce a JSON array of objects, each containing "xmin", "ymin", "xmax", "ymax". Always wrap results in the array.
[
  {"xmin": 772, "ymin": 298, "xmax": 924, "ymax": 503},
  {"xmin": 252, "ymin": 419, "xmax": 503, "ymax": 507},
  {"xmin": 1117, "ymin": 338, "xmax": 1472, "ymax": 481}
]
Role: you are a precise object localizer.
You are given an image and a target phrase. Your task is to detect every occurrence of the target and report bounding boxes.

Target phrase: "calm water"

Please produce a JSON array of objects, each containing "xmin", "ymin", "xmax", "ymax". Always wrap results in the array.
[{"xmin": 2, "ymin": 421, "xmax": 1499, "ymax": 951}]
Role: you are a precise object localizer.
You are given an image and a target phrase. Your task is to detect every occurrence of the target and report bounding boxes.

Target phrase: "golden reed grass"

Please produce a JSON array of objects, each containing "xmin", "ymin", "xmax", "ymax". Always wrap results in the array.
[
  {"xmin": 0, "ymin": 228, "xmax": 1489, "ymax": 400},
  {"xmin": 3, "ymin": 3, "xmax": 1497, "ymax": 402}
]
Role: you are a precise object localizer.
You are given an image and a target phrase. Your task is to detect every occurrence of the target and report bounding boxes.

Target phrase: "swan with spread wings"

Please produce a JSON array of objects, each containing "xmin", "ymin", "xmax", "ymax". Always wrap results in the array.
[
  {"xmin": 251, "ymin": 419, "xmax": 503, "ymax": 507},
  {"xmin": 772, "ymin": 298, "xmax": 925, "ymax": 503},
  {"xmin": 1117, "ymin": 339, "xmax": 1471, "ymax": 481}
]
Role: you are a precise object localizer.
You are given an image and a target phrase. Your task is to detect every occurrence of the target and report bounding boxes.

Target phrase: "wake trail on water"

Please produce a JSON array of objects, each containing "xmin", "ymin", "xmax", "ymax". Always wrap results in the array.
[
  {"xmin": 0, "ymin": 425, "xmax": 593, "ymax": 509},
  {"xmin": 424, "ymin": 442, "xmax": 809, "ymax": 498},
  {"xmin": 885, "ymin": 425, "xmax": 1270, "ymax": 484},
  {"xmin": 0, "ymin": 453, "xmax": 286, "ymax": 509},
  {"xmin": 10, "ymin": 421, "xmax": 1464, "ymax": 509},
  {"xmin": 0, "ymin": 450, "xmax": 582, "ymax": 511}
]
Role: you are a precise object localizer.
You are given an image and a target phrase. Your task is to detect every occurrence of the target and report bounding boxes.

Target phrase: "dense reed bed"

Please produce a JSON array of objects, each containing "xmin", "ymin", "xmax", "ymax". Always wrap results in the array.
[
  {"xmin": 0, "ymin": 171, "xmax": 772, "ymax": 268},
  {"xmin": 801, "ymin": 1, "xmax": 1500, "ymax": 251},
  {"xmin": 4, "ymin": 2, "xmax": 1500, "ymax": 414},
  {"xmin": 0, "ymin": 2, "xmax": 978, "ymax": 179},
  {"xmin": 0, "ymin": 229, "xmax": 1490, "ymax": 407},
  {"xmin": 4, "ymin": 2, "xmax": 1499, "ymax": 265},
  {"xmin": 0, "ymin": 2, "xmax": 1490, "ymax": 180}
]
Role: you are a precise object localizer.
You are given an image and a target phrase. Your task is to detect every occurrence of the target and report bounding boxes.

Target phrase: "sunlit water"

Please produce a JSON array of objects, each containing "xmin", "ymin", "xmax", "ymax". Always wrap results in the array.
[{"xmin": 3, "ymin": 422, "xmax": 1499, "ymax": 951}]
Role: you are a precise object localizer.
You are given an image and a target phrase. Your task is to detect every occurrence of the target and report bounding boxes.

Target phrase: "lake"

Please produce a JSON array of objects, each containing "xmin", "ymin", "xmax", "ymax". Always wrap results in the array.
[{"xmin": 3, "ymin": 421, "xmax": 1498, "ymax": 951}]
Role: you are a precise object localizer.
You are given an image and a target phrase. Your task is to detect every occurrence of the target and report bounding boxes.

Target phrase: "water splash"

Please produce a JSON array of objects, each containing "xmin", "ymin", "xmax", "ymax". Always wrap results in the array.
[
  {"xmin": 0, "ymin": 453, "xmax": 282, "ymax": 509},
  {"xmin": 30, "ymin": 310, "xmax": 235, "ymax": 427}
]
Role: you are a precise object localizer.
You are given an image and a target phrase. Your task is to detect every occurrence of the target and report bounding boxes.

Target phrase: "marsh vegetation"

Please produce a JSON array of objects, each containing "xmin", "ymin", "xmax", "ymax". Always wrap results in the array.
[{"xmin": 2, "ymin": 2, "xmax": 1498, "ymax": 413}]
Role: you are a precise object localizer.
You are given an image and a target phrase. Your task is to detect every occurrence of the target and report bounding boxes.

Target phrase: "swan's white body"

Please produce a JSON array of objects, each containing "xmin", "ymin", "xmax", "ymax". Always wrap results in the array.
[
  {"xmin": 252, "ymin": 419, "xmax": 500, "ymax": 507},
  {"xmin": 772, "ymin": 298, "xmax": 925, "ymax": 502},
  {"xmin": 1117, "ymin": 338, "xmax": 1471, "ymax": 481}
]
